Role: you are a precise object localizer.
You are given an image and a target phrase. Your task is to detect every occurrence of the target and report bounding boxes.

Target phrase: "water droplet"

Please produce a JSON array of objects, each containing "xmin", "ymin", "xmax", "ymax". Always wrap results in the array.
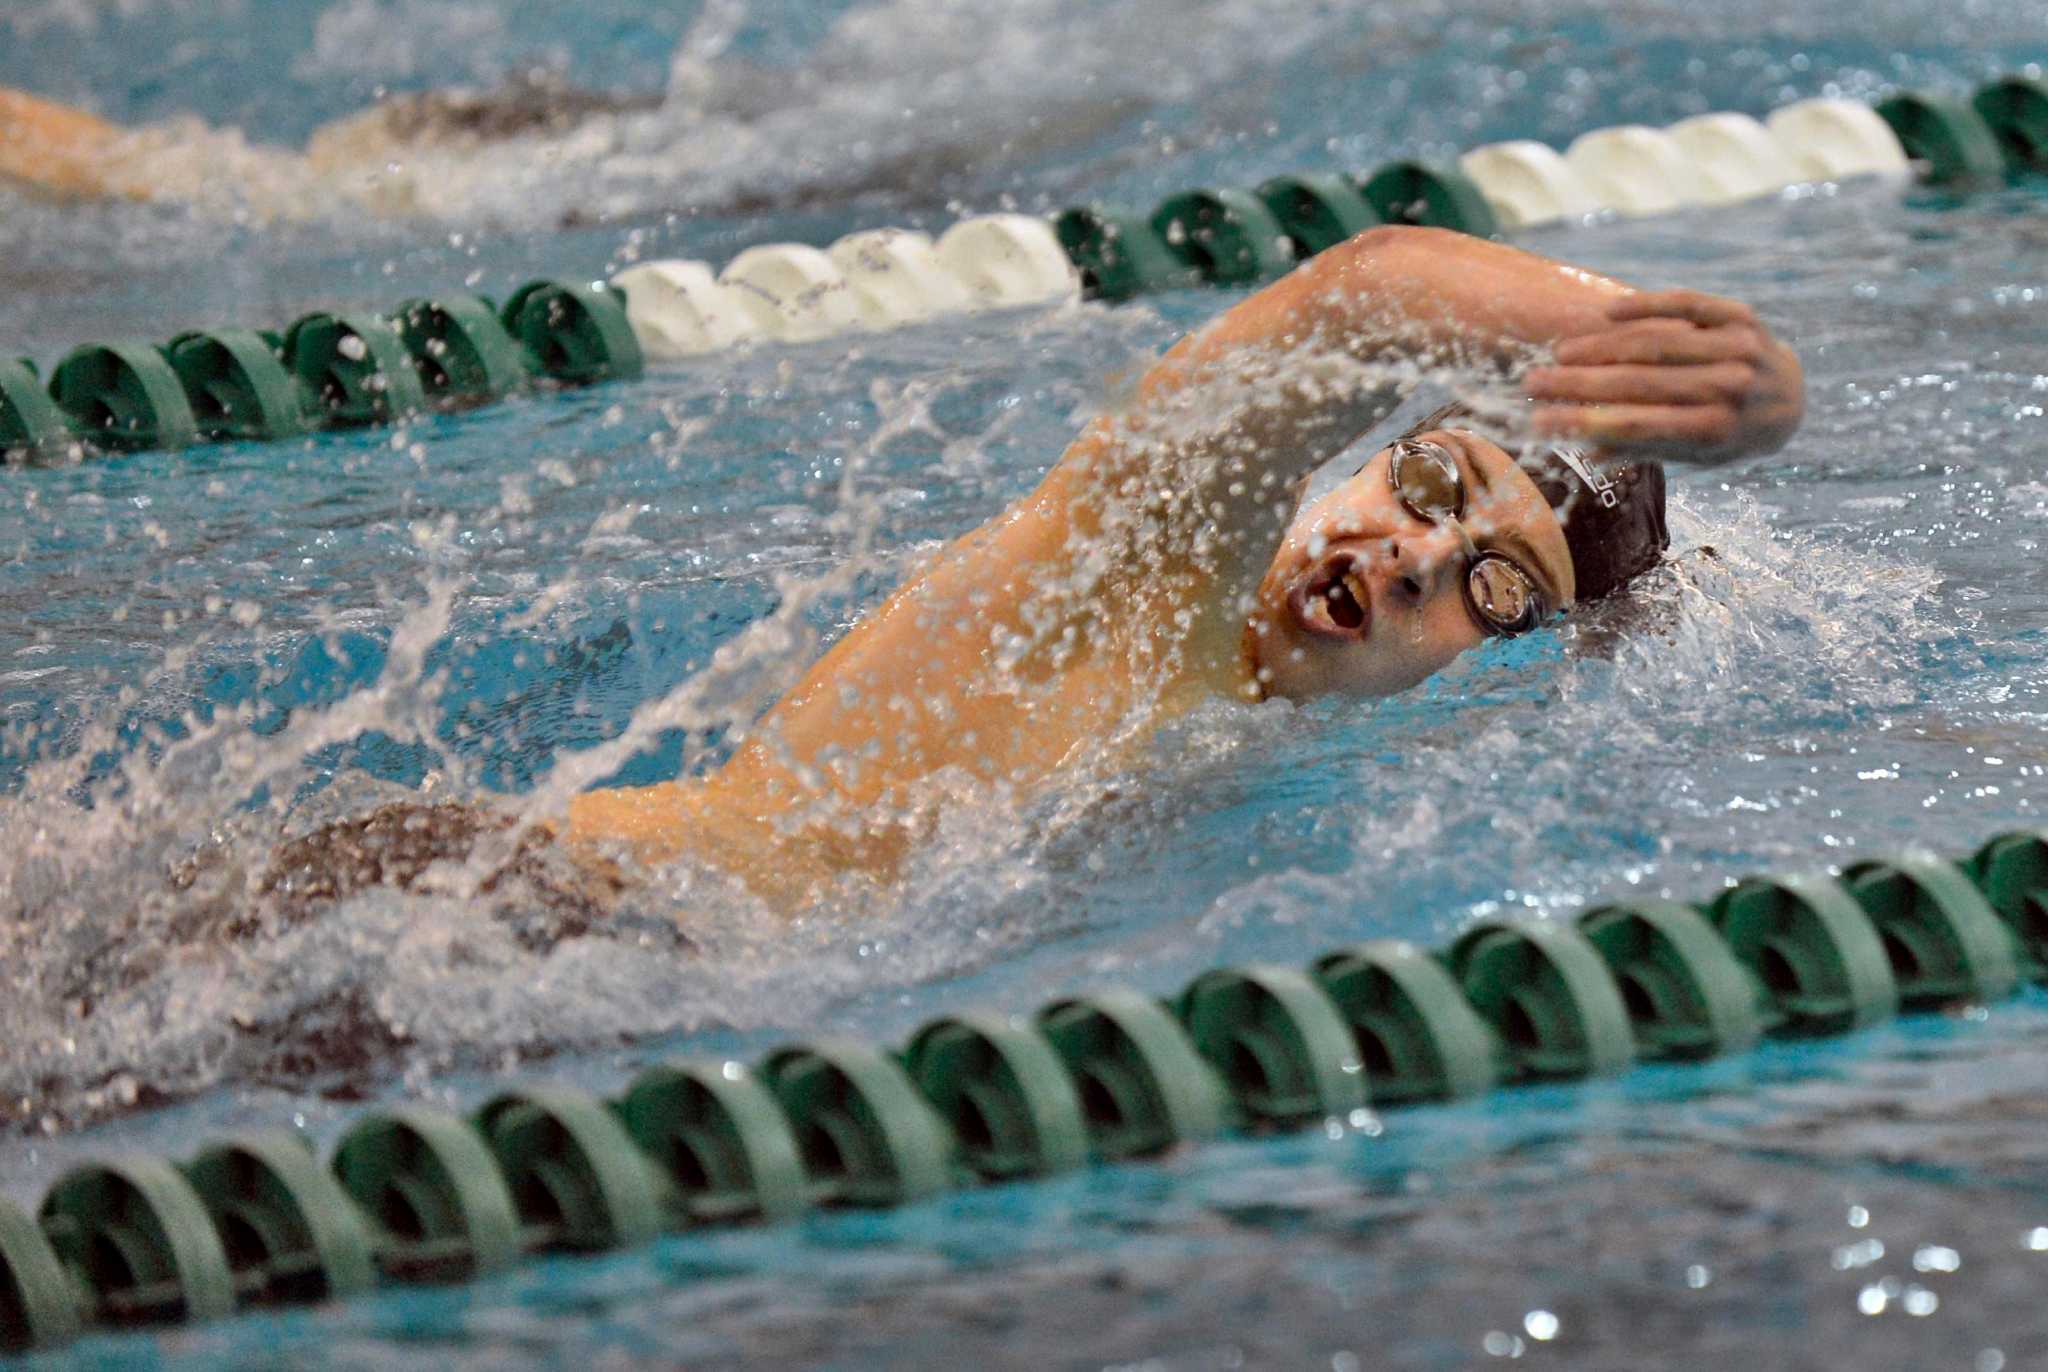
[{"xmin": 1912, "ymin": 1245, "xmax": 1960, "ymax": 1273}]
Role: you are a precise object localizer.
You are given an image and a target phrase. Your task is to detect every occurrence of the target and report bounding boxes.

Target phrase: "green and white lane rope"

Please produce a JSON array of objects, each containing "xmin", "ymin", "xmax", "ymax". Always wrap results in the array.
[
  {"xmin": 2, "ymin": 76, "xmax": 2042, "ymax": 465},
  {"xmin": 4, "ymin": 825, "xmax": 2047, "ymax": 1353}
]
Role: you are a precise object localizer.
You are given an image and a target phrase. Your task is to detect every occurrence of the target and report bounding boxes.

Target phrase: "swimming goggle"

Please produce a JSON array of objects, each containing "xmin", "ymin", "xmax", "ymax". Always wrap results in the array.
[{"xmin": 1387, "ymin": 438, "xmax": 1549, "ymax": 638}]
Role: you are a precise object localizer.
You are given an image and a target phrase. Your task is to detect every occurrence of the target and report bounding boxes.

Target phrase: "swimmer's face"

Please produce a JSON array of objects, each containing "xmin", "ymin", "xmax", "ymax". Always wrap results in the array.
[{"xmin": 1247, "ymin": 429, "xmax": 1575, "ymax": 699}]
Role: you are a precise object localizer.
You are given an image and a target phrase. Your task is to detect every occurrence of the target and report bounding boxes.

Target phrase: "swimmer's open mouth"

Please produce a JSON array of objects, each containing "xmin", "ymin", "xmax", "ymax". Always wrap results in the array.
[{"xmin": 1290, "ymin": 550, "xmax": 1373, "ymax": 641}]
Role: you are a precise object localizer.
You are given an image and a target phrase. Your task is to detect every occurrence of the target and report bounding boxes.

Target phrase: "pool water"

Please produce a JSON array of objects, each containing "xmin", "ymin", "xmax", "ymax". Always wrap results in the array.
[{"xmin": 3, "ymin": 1, "xmax": 2048, "ymax": 1366}]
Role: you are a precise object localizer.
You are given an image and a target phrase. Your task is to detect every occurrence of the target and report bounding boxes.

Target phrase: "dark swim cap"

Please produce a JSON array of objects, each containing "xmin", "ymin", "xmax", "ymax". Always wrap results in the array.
[{"xmin": 1520, "ymin": 447, "xmax": 1669, "ymax": 603}]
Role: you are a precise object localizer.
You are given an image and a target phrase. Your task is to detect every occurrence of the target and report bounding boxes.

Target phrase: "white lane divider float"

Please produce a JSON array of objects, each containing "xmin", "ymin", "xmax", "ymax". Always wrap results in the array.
[
  {"xmin": 718, "ymin": 243, "xmax": 866, "ymax": 343},
  {"xmin": 1563, "ymin": 124, "xmax": 1705, "ymax": 217},
  {"xmin": 826, "ymin": 228, "xmax": 971, "ymax": 325},
  {"xmin": 1457, "ymin": 140, "xmax": 1603, "ymax": 228},
  {"xmin": 610, "ymin": 259, "xmax": 763, "ymax": 358},
  {"xmin": 1663, "ymin": 112, "xmax": 1803, "ymax": 204},
  {"xmin": 1764, "ymin": 97, "xmax": 1912, "ymax": 182},
  {"xmin": 612, "ymin": 215, "xmax": 1076, "ymax": 364},
  {"xmin": 933, "ymin": 214, "xmax": 1079, "ymax": 308},
  {"xmin": 610, "ymin": 94, "xmax": 1925, "ymax": 368}
]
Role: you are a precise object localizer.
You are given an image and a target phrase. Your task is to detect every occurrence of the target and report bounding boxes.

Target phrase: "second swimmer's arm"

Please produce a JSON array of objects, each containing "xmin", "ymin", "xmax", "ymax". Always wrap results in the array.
[{"xmin": 0, "ymin": 88, "xmax": 125, "ymax": 198}]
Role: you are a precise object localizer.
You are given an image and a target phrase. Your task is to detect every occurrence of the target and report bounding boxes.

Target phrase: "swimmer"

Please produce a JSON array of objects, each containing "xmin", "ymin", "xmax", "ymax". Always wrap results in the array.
[
  {"xmin": 0, "ymin": 73, "xmax": 656, "ymax": 218},
  {"xmin": 250, "ymin": 229, "xmax": 1798, "ymax": 921},
  {"xmin": 257, "ymin": 228, "xmax": 1800, "ymax": 917},
  {"xmin": 4, "ymin": 77, "xmax": 1801, "ymax": 910},
  {"xmin": 551, "ymin": 225, "xmax": 1802, "ymax": 908}
]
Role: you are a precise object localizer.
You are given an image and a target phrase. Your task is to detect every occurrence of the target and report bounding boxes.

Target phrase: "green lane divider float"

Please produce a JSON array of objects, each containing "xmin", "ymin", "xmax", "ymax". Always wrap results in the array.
[
  {"xmin": 1256, "ymin": 173, "xmax": 1384, "ymax": 258},
  {"xmin": 1874, "ymin": 90, "xmax": 2009, "ymax": 183},
  {"xmin": 1578, "ymin": 900, "xmax": 1774, "ymax": 1058},
  {"xmin": 1151, "ymin": 187, "xmax": 1297, "ymax": 286},
  {"xmin": 1708, "ymin": 872, "xmax": 1900, "ymax": 1033},
  {"xmin": 902, "ymin": 1012, "xmax": 1089, "ymax": 1180},
  {"xmin": 1448, "ymin": 918, "xmax": 1636, "ymax": 1079},
  {"xmin": 181, "ymin": 1132, "xmax": 377, "ymax": 1306},
  {"xmin": 7, "ymin": 825, "xmax": 2048, "ymax": 1353},
  {"xmin": 1311, "ymin": 940, "xmax": 1503, "ymax": 1102},
  {"xmin": 475, "ymin": 1088, "xmax": 669, "ymax": 1253},
  {"xmin": 0, "ymin": 279, "xmax": 643, "ymax": 465},
  {"xmin": 0, "ymin": 1199, "xmax": 81, "ymax": 1350},
  {"xmin": 49, "ymin": 341, "xmax": 201, "ymax": 453},
  {"xmin": 759, "ymin": 1041, "xmax": 957, "ymax": 1207},
  {"xmin": 1039, "ymin": 991, "xmax": 1232, "ymax": 1156},
  {"xmin": 1355, "ymin": 159, "xmax": 1500, "ymax": 237},
  {"xmin": 37, "ymin": 1155, "xmax": 238, "ymax": 1325},
  {"xmin": 1964, "ymin": 829, "xmax": 2048, "ymax": 977},
  {"xmin": 611, "ymin": 1060, "xmax": 811, "ymax": 1223},
  {"xmin": 1842, "ymin": 854, "xmax": 2021, "ymax": 1006},
  {"xmin": 0, "ymin": 360, "xmax": 75, "ymax": 458},
  {"xmin": 1972, "ymin": 75, "xmax": 2048, "ymax": 171},
  {"xmin": 1057, "ymin": 159, "xmax": 1486, "ymax": 303},
  {"xmin": 1052, "ymin": 204, "xmax": 1203, "ymax": 301},
  {"xmin": 165, "ymin": 330, "xmax": 312, "ymax": 442},
  {"xmin": 329, "ymin": 1106, "xmax": 524, "ymax": 1283},
  {"xmin": 281, "ymin": 311, "xmax": 431, "ymax": 427},
  {"xmin": 391, "ymin": 295, "xmax": 529, "ymax": 407},
  {"xmin": 500, "ymin": 279, "xmax": 645, "ymax": 385},
  {"xmin": 1179, "ymin": 964, "xmax": 1367, "ymax": 1126}
]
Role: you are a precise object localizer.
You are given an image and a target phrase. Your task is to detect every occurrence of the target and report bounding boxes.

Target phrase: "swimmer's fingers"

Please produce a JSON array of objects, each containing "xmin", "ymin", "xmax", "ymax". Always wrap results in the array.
[
  {"xmin": 1604, "ymin": 288, "xmax": 1760, "ymax": 329},
  {"xmin": 1525, "ymin": 360, "xmax": 1758, "ymax": 408},
  {"xmin": 1530, "ymin": 401, "xmax": 1746, "ymax": 453},
  {"xmin": 1553, "ymin": 318, "xmax": 1761, "ymax": 367},
  {"xmin": 1544, "ymin": 290, "xmax": 1804, "ymax": 460}
]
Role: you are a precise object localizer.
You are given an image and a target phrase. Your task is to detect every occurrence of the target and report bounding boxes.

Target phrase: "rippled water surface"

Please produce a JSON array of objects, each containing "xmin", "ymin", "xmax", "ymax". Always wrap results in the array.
[{"xmin": 2, "ymin": 1, "xmax": 2046, "ymax": 1367}]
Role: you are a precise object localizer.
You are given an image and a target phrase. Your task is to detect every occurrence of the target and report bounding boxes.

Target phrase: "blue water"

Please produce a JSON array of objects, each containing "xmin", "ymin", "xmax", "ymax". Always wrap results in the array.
[{"xmin": 3, "ymin": 1, "xmax": 2048, "ymax": 1366}]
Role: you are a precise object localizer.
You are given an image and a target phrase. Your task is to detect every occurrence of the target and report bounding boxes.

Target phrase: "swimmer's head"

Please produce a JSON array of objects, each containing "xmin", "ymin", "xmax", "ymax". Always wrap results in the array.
[{"xmin": 1246, "ymin": 404, "xmax": 1667, "ymax": 700}]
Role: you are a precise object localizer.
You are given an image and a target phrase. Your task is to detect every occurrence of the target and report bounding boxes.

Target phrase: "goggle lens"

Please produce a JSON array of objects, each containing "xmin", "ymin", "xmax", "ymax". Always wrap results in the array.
[
  {"xmin": 1466, "ymin": 554, "xmax": 1540, "ymax": 635},
  {"xmin": 1390, "ymin": 440, "xmax": 1464, "ymax": 522}
]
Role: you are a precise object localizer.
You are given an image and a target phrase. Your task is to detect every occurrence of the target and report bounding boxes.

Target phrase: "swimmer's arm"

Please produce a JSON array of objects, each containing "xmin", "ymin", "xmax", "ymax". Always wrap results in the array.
[
  {"xmin": 1041, "ymin": 225, "xmax": 1633, "ymax": 606},
  {"xmin": 0, "ymin": 88, "xmax": 125, "ymax": 199},
  {"xmin": 1049, "ymin": 226, "xmax": 1801, "ymax": 590}
]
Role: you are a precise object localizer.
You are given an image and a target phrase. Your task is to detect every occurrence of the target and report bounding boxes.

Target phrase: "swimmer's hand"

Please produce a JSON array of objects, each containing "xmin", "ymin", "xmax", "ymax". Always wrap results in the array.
[{"xmin": 1523, "ymin": 288, "xmax": 1804, "ymax": 463}]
